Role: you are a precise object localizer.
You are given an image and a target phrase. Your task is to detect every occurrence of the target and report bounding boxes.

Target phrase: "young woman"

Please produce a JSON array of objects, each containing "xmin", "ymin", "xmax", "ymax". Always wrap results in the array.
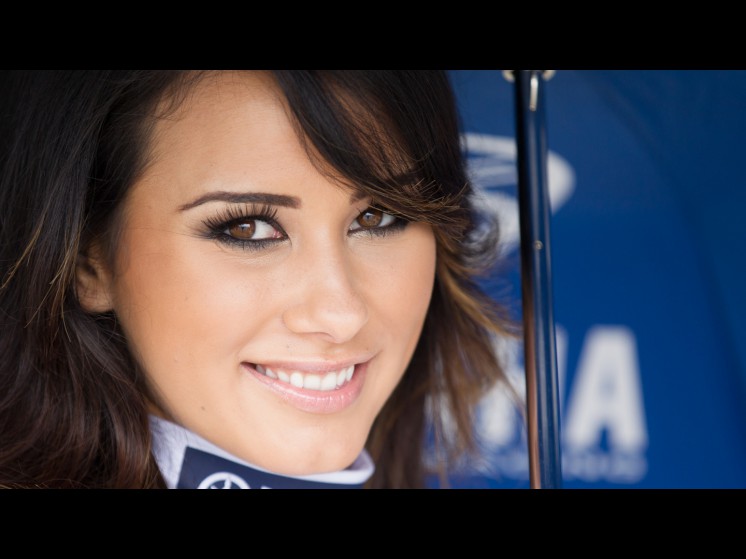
[{"xmin": 0, "ymin": 70, "xmax": 516, "ymax": 488}]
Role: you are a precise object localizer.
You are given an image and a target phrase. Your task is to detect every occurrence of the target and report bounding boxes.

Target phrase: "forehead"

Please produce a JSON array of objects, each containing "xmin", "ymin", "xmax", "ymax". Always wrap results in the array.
[
  {"xmin": 132, "ymin": 71, "xmax": 423, "ymax": 216},
  {"xmin": 150, "ymin": 71, "xmax": 293, "ymax": 164},
  {"xmin": 131, "ymin": 71, "xmax": 319, "ymax": 203}
]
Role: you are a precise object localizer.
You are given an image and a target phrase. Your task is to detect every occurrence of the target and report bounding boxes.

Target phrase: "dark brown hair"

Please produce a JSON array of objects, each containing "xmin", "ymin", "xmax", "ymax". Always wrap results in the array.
[{"xmin": 0, "ymin": 70, "xmax": 516, "ymax": 488}]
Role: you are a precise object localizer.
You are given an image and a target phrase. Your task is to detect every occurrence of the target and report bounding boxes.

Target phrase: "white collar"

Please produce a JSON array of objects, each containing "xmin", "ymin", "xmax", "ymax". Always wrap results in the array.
[{"xmin": 150, "ymin": 415, "xmax": 375, "ymax": 489}]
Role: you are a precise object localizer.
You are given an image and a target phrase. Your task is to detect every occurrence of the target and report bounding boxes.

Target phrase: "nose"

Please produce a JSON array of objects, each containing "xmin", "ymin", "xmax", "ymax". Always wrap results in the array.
[{"xmin": 281, "ymin": 245, "xmax": 369, "ymax": 344}]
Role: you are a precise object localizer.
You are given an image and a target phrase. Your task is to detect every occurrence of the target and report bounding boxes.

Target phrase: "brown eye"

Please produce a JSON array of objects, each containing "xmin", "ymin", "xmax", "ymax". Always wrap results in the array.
[
  {"xmin": 206, "ymin": 206, "xmax": 285, "ymax": 249},
  {"xmin": 349, "ymin": 207, "xmax": 398, "ymax": 234},
  {"xmin": 356, "ymin": 209, "xmax": 384, "ymax": 228},
  {"xmin": 227, "ymin": 221, "xmax": 256, "ymax": 239}
]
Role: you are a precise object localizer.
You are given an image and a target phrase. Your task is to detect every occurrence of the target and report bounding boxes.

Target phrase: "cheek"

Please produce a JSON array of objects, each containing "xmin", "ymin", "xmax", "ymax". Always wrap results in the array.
[
  {"xmin": 110, "ymin": 220, "xmax": 436, "ymax": 394},
  {"xmin": 109, "ymin": 228, "xmax": 278, "ymax": 379},
  {"xmin": 362, "ymin": 225, "xmax": 437, "ymax": 349}
]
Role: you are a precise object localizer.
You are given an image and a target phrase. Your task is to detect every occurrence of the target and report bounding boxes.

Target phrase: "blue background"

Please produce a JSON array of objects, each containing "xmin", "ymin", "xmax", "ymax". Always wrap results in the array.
[{"xmin": 440, "ymin": 70, "xmax": 746, "ymax": 488}]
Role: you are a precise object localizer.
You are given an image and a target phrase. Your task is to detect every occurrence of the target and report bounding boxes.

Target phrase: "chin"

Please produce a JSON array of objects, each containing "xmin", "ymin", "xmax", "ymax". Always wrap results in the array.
[{"xmin": 253, "ymin": 431, "xmax": 369, "ymax": 476}]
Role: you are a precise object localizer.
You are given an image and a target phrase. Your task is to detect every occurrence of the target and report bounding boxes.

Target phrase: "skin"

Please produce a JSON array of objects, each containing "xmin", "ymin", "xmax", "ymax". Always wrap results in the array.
[{"xmin": 86, "ymin": 71, "xmax": 437, "ymax": 475}]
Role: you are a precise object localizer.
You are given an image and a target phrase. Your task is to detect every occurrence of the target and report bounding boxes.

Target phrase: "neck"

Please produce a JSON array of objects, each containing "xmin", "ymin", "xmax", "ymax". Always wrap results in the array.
[{"xmin": 149, "ymin": 415, "xmax": 375, "ymax": 489}]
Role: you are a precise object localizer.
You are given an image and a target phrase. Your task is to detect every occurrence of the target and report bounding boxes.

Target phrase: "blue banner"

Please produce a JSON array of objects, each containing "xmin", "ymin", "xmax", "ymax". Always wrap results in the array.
[{"xmin": 441, "ymin": 70, "xmax": 746, "ymax": 489}]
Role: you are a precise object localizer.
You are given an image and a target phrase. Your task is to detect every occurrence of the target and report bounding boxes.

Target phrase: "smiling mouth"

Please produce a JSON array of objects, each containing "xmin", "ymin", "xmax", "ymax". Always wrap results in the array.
[{"xmin": 254, "ymin": 364, "xmax": 355, "ymax": 392}]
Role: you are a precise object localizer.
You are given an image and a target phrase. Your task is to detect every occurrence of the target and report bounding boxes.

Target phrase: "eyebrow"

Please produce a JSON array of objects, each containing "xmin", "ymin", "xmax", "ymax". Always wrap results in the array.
[
  {"xmin": 178, "ymin": 191, "xmax": 301, "ymax": 211},
  {"xmin": 179, "ymin": 189, "xmax": 368, "ymax": 211}
]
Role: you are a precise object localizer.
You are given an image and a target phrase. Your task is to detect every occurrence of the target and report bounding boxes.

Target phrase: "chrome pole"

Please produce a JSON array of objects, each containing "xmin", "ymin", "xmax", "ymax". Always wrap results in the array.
[{"xmin": 508, "ymin": 69, "xmax": 563, "ymax": 489}]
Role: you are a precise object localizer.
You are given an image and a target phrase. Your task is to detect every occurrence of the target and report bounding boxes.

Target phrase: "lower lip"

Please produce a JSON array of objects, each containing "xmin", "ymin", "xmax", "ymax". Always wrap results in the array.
[{"xmin": 242, "ymin": 361, "xmax": 369, "ymax": 414}]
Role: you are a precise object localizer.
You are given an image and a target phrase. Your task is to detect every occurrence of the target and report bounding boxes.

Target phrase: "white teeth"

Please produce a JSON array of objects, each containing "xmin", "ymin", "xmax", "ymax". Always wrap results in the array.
[
  {"xmin": 290, "ymin": 372, "xmax": 304, "ymax": 389},
  {"xmin": 321, "ymin": 372, "xmax": 338, "ymax": 391},
  {"xmin": 336, "ymin": 370, "xmax": 346, "ymax": 386},
  {"xmin": 253, "ymin": 363, "xmax": 356, "ymax": 391},
  {"xmin": 303, "ymin": 374, "xmax": 321, "ymax": 390}
]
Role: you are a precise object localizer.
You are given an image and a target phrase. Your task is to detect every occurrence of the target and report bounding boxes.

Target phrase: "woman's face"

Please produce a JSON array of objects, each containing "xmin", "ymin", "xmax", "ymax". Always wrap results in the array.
[{"xmin": 103, "ymin": 71, "xmax": 437, "ymax": 475}]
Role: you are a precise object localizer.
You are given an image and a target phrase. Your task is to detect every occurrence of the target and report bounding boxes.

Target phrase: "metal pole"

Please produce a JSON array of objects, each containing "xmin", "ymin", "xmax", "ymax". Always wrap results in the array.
[{"xmin": 510, "ymin": 69, "xmax": 563, "ymax": 489}]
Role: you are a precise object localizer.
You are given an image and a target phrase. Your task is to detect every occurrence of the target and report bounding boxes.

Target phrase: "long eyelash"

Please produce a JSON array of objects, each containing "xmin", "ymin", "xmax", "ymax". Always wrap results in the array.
[
  {"xmin": 202, "ymin": 203, "xmax": 279, "ymax": 231},
  {"xmin": 355, "ymin": 221, "xmax": 408, "ymax": 239},
  {"xmin": 201, "ymin": 204, "xmax": 284, "ymax": 250}
]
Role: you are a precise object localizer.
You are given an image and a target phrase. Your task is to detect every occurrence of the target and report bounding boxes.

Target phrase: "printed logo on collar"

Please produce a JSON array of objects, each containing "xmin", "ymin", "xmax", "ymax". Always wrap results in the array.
[{"xmin": 198, "ymin": 472, "xmax": 255, "ymax": 489}]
